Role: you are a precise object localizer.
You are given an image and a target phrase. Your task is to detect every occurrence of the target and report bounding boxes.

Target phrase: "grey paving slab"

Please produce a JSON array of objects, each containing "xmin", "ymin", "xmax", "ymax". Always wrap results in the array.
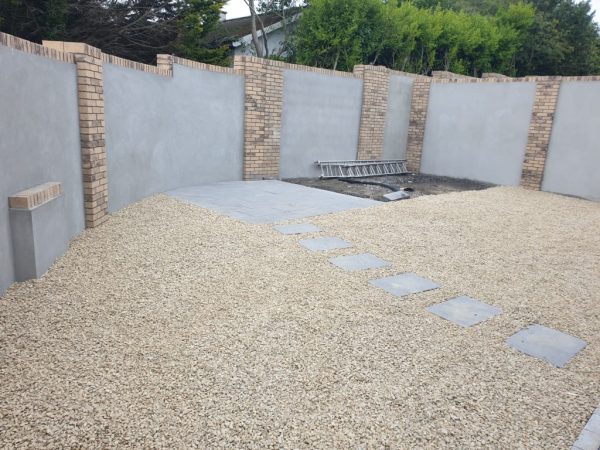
[
  {"xmin": 427, "ymin": 296, "xmax": 502, "ymax": 328},
  {"xmin": 506, "ymin": 324, "xmax": 587, "ymax": 368},
  {"xmin": 586, "ymin": 413, "xmax": 600, "ymax": 435},
  {"xmin": 572, "ymin": 428, "xmax": 600, "ymax": 450},
  {"xmin": 369, "ymin": 273, "xmax": 439, "ymax": 298},
  {"xmin": 299, "ymin": 237, "xmax": 352, "ymax": 251},
  {"xmin": 329, "ymin": 253, "xmax": 391, "ymax": 272},
  {"xmin": 167, "ymin": 180, "xmax": 379, "ymax": 224},
  {"xmin": 383, "ymin": 190, "xmax": 410, "ymax": 201},
  {"xmin": 273, "ymin": 223, "xmax": 321, "ymax": 235}
]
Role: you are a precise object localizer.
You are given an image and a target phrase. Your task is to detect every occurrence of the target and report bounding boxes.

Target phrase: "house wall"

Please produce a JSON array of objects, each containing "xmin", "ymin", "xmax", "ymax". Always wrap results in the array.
[
  {"xmin": 104, "ymin": 63, "xmax": 245, "ymax": 212},
  {"xmin": 382, "ymin": 74, "xmax": 414, "ymax": 160},
  {"xmin": 420, "ymin": 82, "xmax": 536, "ymax": 185},
  {"xmin": 0, "ymin": 45, "xmax": 84, "ymax": 295},
  {"xmin": 541, "ymin": 81, "xmax": 600, "ymax": 201},
  {"xmin": 280, "ymin": 69, "xmax": 363, "ymax": 178}
]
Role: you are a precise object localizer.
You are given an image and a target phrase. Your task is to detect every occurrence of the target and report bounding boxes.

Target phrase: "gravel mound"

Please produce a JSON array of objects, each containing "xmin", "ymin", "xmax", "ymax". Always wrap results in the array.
[{"xmin": 1, "ymin": 187, "xmax": 599, "ymax": 448}]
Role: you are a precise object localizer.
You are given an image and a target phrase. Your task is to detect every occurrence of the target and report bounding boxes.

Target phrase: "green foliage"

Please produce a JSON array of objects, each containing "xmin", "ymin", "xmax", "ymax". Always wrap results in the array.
[
  {"xmin": 176, "ymin": 0, "xmax": 229, "ymax": 65},
  {"xmin": 0, "ymin": 0, "xmax": 68, "ymax": 41},
  {"xmin": 296, "ymin": 0, "xmax": 535, "ymax": 75},
  {"xmin": 295, "ymin": 0, "xmax": 599, "ymax": 76}
]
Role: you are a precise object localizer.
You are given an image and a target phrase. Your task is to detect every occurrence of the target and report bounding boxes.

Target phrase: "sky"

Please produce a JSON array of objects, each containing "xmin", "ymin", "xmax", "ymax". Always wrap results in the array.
[{"xmin": 222, "ymin": 0, "xmax": 600, "ymax": 23}]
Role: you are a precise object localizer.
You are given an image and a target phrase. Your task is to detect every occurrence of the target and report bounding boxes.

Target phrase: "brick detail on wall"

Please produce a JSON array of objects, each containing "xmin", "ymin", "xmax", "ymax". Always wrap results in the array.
[
  {"xmin": 355, "ymin": 65, "xmax": 390, "ymax": 160},
  {"xmin": 432, "ymin": 71, "xmax": 476, "ymax": 80},
  {"xmin": 233, "ymin": 56, "xmax": 284, "ymax": 180},
  {"xmin": 44, "ymin": 41, "xmax": 109, "ymax": 227},
  {"xmin": 406, "ymin": 77, "xmax": 432, "ymax": 173},
  {"xmin": 520, "ymin": 79, "xmax": 561, "ymax": 190}
]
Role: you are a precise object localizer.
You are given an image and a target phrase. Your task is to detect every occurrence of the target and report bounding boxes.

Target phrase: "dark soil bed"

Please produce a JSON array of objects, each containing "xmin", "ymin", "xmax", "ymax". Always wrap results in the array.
[{"xmin": 285, "ymin": 174, "xmax": 494, "ymax": 201}]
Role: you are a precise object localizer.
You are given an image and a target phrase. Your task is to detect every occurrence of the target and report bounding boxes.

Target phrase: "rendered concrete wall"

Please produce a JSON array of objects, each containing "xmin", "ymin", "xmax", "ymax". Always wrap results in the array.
[
  {"xmin": 421, "ymin": 82, "xmax": 536, "ymax": 185},
  {"xmin": 104, "ymin": 63, "xmax": 245, "ymax": 212},
  {"xmin": 280, "ymin": 69, "xmax": 363, "ymax": 178},
  {"xmin": 0, "ymin": 46, "xmax": 84, "ymax": 295},
  {"xmin": 382, "ymin": 75, "xmax": 414, "ymax": 160},
  {"xmin": 542, "ymin": 81, "xmax": 600, "ymax": 201}
]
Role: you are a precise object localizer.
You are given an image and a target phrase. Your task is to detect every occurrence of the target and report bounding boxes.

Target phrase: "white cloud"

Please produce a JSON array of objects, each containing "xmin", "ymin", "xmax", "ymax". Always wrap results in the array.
[{"xmin": 222, "ymin": 0, "xmax": 600, "ymax": 23}]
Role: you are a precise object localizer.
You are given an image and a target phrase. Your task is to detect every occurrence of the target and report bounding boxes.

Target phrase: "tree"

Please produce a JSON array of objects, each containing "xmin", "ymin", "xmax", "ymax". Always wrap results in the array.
[
  {"xmin": 295, "ymin": 0, "xmax": 385, "ymax": 70},
  {"xmin": 0, "ymin": 0, "xmax": 228, "ymax": 65}
]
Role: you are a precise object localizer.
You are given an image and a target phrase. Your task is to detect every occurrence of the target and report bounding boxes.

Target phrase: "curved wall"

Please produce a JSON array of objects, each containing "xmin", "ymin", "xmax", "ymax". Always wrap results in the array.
[{"xmin": 104, "ymin": 63, "xmax": 245, "ymax": 212}]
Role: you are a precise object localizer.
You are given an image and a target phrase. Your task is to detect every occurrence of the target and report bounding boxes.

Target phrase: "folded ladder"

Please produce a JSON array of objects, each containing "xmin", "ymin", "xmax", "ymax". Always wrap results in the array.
[{"xmin": 315, "ymin": 159, "xmax": 408, "ymax": 179}]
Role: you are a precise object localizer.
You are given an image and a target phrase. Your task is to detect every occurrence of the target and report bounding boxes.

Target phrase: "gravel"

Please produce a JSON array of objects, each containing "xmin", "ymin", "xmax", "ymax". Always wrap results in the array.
[{"xmin": 0, "ymin": 186, "xmax": 599, "ymax": 448}]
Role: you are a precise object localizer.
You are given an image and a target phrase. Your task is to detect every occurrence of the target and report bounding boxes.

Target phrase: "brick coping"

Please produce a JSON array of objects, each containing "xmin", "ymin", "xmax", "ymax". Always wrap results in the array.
[
  {"xmin": 1, "ymin": 32, "xmax": 74, "ymax": 63},
  {"xmin": 235, "ymin": 55, "xmax": 360, "ymax": 79},
  {"xmin": 9, "ymin": 182, "xmax": 63, "ymax": 210}
]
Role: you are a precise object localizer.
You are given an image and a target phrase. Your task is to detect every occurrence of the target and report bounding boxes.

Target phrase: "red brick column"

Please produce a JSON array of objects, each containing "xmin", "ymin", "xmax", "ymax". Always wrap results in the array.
[
  {"xmin": 355, "ymin": 65, "xmax": 390, "ymax": 160},
  {"xmin": 43, "ymin": 41, "xmax": 108, "ymax": 227},
  {"xmin": 405, "ymin": 77, "xmax": 432, "ymax": 173},
  {"xmin": 520, "ymin": 79, "xmax": 561, "ymax": 190},
  {"xmin": 233, "ymin": 56, "xmax": 284, "ymax": 180}
]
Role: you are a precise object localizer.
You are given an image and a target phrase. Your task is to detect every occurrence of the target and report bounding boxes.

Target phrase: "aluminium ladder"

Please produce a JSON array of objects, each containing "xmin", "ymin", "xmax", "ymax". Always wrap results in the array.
[{"xmin": 315, "ymin": 159, "xmax": 408, "ymax": 179}]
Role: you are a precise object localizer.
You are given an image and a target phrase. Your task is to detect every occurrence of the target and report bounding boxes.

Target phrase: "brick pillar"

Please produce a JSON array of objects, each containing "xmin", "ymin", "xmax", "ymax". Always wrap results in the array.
[
  {"xmin": 405, "ymin": 77, "xmax": 432, "ymax": 173},
  {"xmin": 354, "ymin": 65, "xmax": 390, "ymax": 160},
  {"xmin": 233, "ymin": 56, "xmax": 283, "ymax": 180},
  {"xmin": 43, "ymin": 41, "xmax": 108, "ymax": 227},
  {"xmin": 520, "ymin": 79, "xmax": 561, "ymax": 190},
  {"xmin": 156, "ymin": 54, "xmax": 174, "ymax": 71}
]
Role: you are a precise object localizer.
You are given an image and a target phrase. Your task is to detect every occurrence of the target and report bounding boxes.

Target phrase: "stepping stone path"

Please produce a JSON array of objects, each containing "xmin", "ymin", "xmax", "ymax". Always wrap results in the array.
[
  {"xmin": 274, "ymin": 223, "xmax": 321, "ymax": 235},
  {"xmin": 506, "ymin": 324, "xmax": 587, "ymax": 368},
  {"xmin": 369, "ymin": 273, "xmax": 439, "ymax": 298},
  {"xmin": 299, "ymin": 237, "xmax": 352, "ymax": 251},
  {"xmin": 285, "ymin": 222, "xmax": 592, "ymax": 448},
  {"xmin": 329, "ymin": 253, "xmax": 391, "ymax": 272},
  {"xmin": 427, "ymin": 296, "xmax": 502, "ymax": 328}
]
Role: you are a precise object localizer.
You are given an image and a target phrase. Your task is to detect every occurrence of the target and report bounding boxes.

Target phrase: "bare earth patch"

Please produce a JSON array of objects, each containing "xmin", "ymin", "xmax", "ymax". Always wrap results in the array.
[
  {"xmin": 286, "ymin": 174, "xmax": 493, "ymax": 201},
  {"xmin": 1, "ymin": 187, "xmax": 599, "ymax": 448}
]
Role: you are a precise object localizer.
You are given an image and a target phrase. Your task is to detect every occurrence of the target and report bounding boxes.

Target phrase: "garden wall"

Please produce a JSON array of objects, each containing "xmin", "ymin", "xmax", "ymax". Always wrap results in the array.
[
  {"xmin": 279, "ymin": 69, "xmax": 363, "ymax": 178},
  {"xmin": 0, "ymin": 43, "xmax": 84, "ymax": 295},
  {"xmin": 542, "ymin": 81, "xmax": 600, "ymax": 201},
  {"xmin": 382, "ymin": 74, "xmax": 414, "ymax": 160},
  {"xmin": 2, "ymin": 31, "xmax": 600, "ymax": 295},
  {"xmin": 420, "ymin": 82, "xmax": 536, "ymax": 185},
  {"xmin": 104, "ymin": 62, "xmax": 244, "ymax": 212}
]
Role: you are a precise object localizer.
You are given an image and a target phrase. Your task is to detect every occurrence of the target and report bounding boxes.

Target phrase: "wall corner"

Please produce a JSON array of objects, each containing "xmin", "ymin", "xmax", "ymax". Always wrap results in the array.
[
  {"xmin": 405, "ymin": 76, "xmax": 432, "ymax": 173},
  {"xmin": 356, "ymin": 65, "xmax": 390, "ymax": 161},
  {"xmin": 520, "ymin": 79, "xmax": 561, "ymax": 190}
]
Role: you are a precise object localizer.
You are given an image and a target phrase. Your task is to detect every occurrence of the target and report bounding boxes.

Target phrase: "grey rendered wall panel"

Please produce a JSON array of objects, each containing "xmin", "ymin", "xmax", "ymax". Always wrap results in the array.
[
  {"xmin": 421, "ymin": 82, "xmax": 536, "ymax": 185},
  {"xmin": 104, "ymin": 63, "xmax": 245, "ymax": 212},
  {"xmin": 382, "ymin": 75, "xmax": 414, "ymax": 160},
  {"xmin": 542, "ymin": 81, "xmax": 600, "ymax": 201},
  {"xmin": 0, "ymin": 46, "xmax": 84, "ymax": 295},
  {"xmin": 280, "ymin": 69, "xmax": 363, "ymax": 178}
]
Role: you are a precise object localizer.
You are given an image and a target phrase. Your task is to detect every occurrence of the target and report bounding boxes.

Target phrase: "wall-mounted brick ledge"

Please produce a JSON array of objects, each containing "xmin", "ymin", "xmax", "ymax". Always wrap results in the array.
[{"xmin": 9, "ymin": 182, "xmax": 63, "ymax": 210}]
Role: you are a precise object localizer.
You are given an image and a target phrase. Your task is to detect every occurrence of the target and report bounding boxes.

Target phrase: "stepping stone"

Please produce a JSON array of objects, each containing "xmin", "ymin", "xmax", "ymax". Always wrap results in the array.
[
  {"xmin": 573, "ymin": 428, "xmax": 600, "ymax": 450},
  {"xmin": 369, "ymin": 273, "xmax": 439, "ymax": 298},
  {"xmin": 383, "ymin": 190, "xmax": 410, "ymax": 201},
  {"xmin": 274, "ymin": 223, "xmax": 321, "ymax": 235},
  {"xmin": 506, "ymin": 324, "xmax": 587, "ymax": 368},
  {"xmin": 299, "ymin": 237, "xmax": 352, "ymax": 251},
  {"xmin": 329, "ymin": 253, "xmax": 391, "ymax": 272},
  {"xmin": 427, "ymin": 296, "xmax": 502, "ymax": 328}
]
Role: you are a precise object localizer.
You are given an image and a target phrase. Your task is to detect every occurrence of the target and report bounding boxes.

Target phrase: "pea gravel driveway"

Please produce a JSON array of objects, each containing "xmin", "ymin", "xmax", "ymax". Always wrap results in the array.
[{"xmin": 1, "ymin": 187, "xmax": 599, "ymax": 448}]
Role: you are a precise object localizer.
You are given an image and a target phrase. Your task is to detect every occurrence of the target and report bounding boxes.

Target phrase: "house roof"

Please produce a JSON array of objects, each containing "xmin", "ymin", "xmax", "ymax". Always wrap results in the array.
[{"xmin": 205, "ymin": 8, "xmax": 302, "ymax": 46}]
